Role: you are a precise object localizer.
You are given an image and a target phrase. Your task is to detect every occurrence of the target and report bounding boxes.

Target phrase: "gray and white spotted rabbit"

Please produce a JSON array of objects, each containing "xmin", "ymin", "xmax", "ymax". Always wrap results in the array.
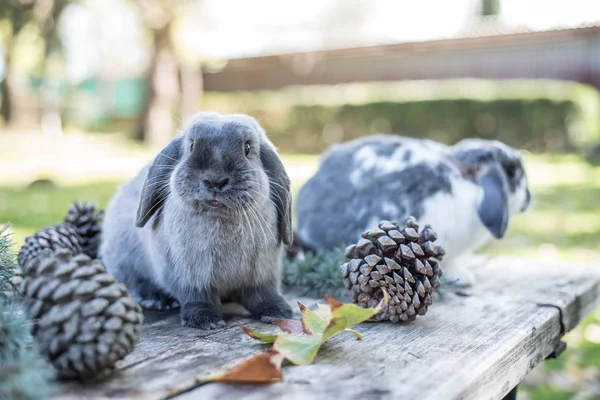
[
  {"xmin": 296, "ymin": 135, "xmax": 531, "ymax": 287},
  {"xmin": 99, "ymin": 112, "xmax": 293, "ymax": 329}
]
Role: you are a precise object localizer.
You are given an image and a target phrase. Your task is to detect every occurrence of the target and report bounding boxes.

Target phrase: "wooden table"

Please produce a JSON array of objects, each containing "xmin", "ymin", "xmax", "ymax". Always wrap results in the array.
[{"xmin": 55, "ymin": 256, "xmax": 600, "ymax": 400}]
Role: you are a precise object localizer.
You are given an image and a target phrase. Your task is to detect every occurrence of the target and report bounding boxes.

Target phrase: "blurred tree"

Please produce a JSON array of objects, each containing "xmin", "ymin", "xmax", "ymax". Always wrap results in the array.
[
  {"xmin": 173, "ymin": 5, "xmax": 205, "ymax": 127},
  {"xmin": 0, "ymin": 0, "xmax": 34, "ymax": 125},
  {"xmin": 0, "ymin": 0, "xmax": 73, "ymax": 129},
  {"xmin": 132, "ymin": 0, "xmax": 203, "ymax": 147},
  {"xmin": 34, "ymin": 0, "xmax": 73, "ymax": 136},
  {"xmin": 480, "ymin": 0, "xmax": 501, "ymax": 16}
]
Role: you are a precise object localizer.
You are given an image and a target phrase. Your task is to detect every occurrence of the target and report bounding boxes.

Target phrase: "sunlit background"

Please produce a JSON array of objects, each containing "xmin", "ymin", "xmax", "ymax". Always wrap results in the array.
[{"xmin": 1, "ymin": 0, "xmax": 599, "ymax": 398}]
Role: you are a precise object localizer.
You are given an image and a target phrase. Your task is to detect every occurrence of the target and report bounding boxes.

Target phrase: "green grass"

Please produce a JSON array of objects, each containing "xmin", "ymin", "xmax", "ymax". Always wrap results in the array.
[
  {"xmin": 0, "ymin": 181, "xmax": 120, "ymax": 247},
  {"xmin": 524, "ymin": 387, "xmax": 577, "ymax": 400},
  {"xmin": 483, "ymin": 154, "xmax": 600, "ymax": 262},
  {"xmin": 1, "ymin": 148, "xmax": 599, "ymax": 400}
]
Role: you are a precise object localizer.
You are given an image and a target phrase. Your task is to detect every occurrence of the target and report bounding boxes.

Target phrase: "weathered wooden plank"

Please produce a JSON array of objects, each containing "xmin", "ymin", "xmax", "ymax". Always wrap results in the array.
[
  {"xmin": 54, "ymin": 257, "xmax": 600, "ymax": 400},
  {"xmin": 53, "ymin": 301, "xmax": 313, "ymax": 399}
]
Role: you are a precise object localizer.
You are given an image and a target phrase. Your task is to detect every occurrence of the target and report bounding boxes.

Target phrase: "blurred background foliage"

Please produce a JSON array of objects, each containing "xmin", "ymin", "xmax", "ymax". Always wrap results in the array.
[
  {"xmin": 205, "ymin": 80, "xmax": 600, "ymax": 153},
  {"xmin": 1, "ymin": 0, "xmax": 600, "ymax": 398}
]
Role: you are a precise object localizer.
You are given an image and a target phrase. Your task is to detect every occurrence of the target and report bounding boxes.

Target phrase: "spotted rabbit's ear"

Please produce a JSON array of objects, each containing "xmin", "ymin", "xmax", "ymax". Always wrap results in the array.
[
  {"xmin": 451, "ymin": 139, "xmax": 511, "ymax": 239},
  {"xmin": 476, "ymin": 162, "xmax": 509, "ymax": 239},
  {"xmin": 136, "ymin": 137, "xmax": 183, "ymax": 227},
  {"xmin": 260, "ymin": 141, "xmax": 293, "ymax": 245}
]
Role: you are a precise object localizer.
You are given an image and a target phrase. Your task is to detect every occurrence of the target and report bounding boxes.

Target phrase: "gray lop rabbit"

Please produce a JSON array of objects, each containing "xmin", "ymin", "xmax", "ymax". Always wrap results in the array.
[
  {"xmin": 99, "ymin": 112, "xmax": 293, "ymax": 329},
  {"xmin": 296, "ymin": 135, "xmax": 531, "ymax": 287}
]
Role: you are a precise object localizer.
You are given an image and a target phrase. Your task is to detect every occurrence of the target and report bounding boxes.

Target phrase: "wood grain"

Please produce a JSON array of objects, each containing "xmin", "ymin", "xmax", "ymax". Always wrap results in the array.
[{"xmin": 53, "ymin": 256, "xmax": 600, "ymax": 400}]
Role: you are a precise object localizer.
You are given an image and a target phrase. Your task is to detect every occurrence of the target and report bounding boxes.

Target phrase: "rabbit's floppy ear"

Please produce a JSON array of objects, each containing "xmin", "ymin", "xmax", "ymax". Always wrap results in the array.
[
  {"xmin": 136, "ymin": 137, "xmax": 183, "ymax": 227},
  {"xmin": 476, "ymin": 162, "xmax": 509, "ymax": 239},
  {"xmin": 260, "ymin": 142, "xmax": 293, "ymax": 245}
]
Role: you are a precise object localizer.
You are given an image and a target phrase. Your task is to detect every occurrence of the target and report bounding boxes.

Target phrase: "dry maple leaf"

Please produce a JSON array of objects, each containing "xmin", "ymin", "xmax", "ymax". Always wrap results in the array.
[
  {"xmin": 198, "ymin": 351, "xmax": 284, "ymax": 384},
  {"xmin": 201, "ymin": 294, "xmax": 389, "ymax": 384}
]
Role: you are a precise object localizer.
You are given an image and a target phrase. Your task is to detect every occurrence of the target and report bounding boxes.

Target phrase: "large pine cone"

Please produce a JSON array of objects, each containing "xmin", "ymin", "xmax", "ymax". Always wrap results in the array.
[
  {"xmin": 17, "ymin": 224, "xmax": 83, "ymax": 269},
  {"xmin": 20, "ymin": 249, "xmax": 143, "ymax": 380},
  {"xmin": 340, "ymin": 217, "xmax": 445, "ymax": 323},
  {"xmin": 64, "ymin": 201, "xmax": 104, "ymax": 259}
]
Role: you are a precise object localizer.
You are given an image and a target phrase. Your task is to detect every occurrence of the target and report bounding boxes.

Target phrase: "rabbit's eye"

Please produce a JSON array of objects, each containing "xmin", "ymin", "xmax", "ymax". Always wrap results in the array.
[
  {"xmin": 244, "ymin": 142, "xmax": 251, "ymax": 157},
  {"xmin": 189, "ymin": 141, "xmax": 195, "ymax": 152},
  {"xmin": 505, "ymin": 165, "xmax": 519, "ymax": 179}
]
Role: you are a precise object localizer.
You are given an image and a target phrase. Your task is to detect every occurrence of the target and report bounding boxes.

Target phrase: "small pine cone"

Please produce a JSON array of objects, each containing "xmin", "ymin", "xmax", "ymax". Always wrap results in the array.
[
  {"xmin": 64, "ymin": 201, "xmax": 104, "ymax": 259},
  {"xmin": 340, "ymin": 216, "xmax": 444, "ymax": 323},
  {"xmin": 20, "ymin": 249, "xmax": 143, "ymax": 380},
  {"xmin": 18, "ymin": 224, "xmax": 83, "ymax": 269}
]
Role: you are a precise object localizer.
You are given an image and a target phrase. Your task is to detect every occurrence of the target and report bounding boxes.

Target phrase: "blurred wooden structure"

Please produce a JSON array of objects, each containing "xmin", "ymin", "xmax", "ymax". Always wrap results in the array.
[
  {"xmin": 203, "ymin": 22, "xmax": 600, "ymax": 92},
  {"xmin": 55, "ymin": 256, "xmax": 600, "ymax": 400}
]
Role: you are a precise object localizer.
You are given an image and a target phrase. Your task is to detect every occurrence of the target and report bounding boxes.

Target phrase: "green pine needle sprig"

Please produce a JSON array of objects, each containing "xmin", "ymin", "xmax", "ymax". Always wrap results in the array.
[
  {"xmin": 282, "ymin": 247, "xmax": 350, "ymax": 300},
  {"xmin": 0, "ymin": 305, "xmax": 54, "ymax": 400},
  {"xmin": 0, "ymin": 223, "xmax": 54, "ymax": 399},
  {"xmin": 0, "ymin": 224, "xmax": 17, "ymax": 296}
]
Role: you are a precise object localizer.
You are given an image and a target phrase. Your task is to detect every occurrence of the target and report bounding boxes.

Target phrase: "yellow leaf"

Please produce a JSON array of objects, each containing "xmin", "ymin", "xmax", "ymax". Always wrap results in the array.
[
  {"xmin": 298, "ymin": 302, "xmax": 329, "ymax": 335},
  {"xmin": 238, "ymin": 323, "xmax": 278, "ymax": 343},
  {"xmin": 321, "ymin": 292, "xmax": 389, "ymax": 341},
  {"xmin": 272, "ymin": 333, "xmax": 323, "ymax": 365}
]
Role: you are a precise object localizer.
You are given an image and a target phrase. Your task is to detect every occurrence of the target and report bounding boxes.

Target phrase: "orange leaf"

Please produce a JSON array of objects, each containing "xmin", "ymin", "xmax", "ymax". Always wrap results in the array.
[
  {"xmin": 198, "ymin": 352, "xmax": 284, "ymax": 384},
  {"xmin": 324, "ymin": 295, "xmax": 344, "ymax": 311}
]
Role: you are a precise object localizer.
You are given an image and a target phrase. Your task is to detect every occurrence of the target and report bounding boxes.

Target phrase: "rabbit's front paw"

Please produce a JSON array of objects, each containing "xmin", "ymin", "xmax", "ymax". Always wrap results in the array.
[
  {"xmin": 243, "ymin": 288, "xmax": 293, "ymax": 322},
  {"xmin": 181, "ymin": 303, "xmax": 225, "ymax": 330},
  {"xmin": 259, "ymin": 300, "xmax": 293, "ymax": 323}
]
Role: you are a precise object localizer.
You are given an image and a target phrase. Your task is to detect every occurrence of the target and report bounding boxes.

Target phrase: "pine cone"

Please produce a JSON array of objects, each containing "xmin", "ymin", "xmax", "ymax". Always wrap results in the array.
[
  {"xmin": 340, "ymin": 217, "xmax": 445, "ymax": 323},
  {"xmin": 64, "ymin": 201, "xmax": 104, "ymax": 259},
  {"xmin": 17, "ymin": 224, "xmax": 83, "ymax": 269},
  {"xmin": 20, "ymin": 249, "xmax": 143, "ymax": 380}
]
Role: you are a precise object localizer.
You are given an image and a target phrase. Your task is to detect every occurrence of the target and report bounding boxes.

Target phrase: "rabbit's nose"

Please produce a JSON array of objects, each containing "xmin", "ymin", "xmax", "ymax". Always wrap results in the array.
[{"xmin": 203, "ymin": 177, "xmax": 230, "ymax": 191}]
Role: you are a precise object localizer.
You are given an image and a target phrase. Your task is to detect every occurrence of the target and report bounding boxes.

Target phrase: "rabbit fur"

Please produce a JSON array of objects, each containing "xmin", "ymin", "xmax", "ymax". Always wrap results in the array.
[
  {"xmin": 296, "ymin": 135, "xmax": 531, "ymax": 287},
  {"xmin": 99, "ymin": 112, "xmax": 293, "ymax": 329}
]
